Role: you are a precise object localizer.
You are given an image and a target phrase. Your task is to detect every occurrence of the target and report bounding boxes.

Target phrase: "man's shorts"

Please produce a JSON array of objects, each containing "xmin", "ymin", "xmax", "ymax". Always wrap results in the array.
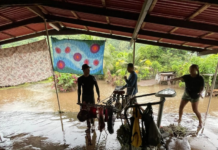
[
  {"xmin": 82, "ymin": 94, "xmax": 95, "ymax": 104},
  {"xmin": 182, "ymin": 92, "xmax": 199, "ymax": 103}
]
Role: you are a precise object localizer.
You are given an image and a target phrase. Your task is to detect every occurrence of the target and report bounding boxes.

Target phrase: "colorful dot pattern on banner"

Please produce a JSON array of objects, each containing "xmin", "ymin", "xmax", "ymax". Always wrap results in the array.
[
  {"xmin": 57, "ymin": 60, "xmax": 65, "ymax": 69},
  {"xmin": 52, "ymin": 39, "xmax": 105, "ymax": 74}
]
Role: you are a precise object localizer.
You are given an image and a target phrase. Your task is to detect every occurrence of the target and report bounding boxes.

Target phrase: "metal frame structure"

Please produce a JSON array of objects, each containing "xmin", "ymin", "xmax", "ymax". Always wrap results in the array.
[
  {"xmin": 1, "ymin": 0, "xmax": 218, "ymax": 54},
  {"xmin": 0, "ymin": 0, "xmax": 218, "ymax": 134}
]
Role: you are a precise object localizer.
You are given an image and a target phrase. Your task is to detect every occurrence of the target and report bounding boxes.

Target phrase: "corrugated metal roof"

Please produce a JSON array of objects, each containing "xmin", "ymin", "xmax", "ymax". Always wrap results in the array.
[
  {"xmin": 0, "ymin": 32, "xmax": 12, "ymax": 40},
  {"xmin": 26, "ymin": 23, "xmax": 51, "ymax": 32},
  {"xmin": 160, "ymin": 39, "xmax": 184, "ymax": 45},
  {"xmin": 0, "ymin": 17, "xmax": 11, "ymax": 27},
  {"xmin": 192, "ymin": 5, "xmax": 218, "ymax": 25},
  {"xmin": 88, "ymin": 26, "xmax": 110, "ymax": 34},
  {"xmin": 151, "ymin": 0, "xmax": 202, "ymax": 20},
  {"xmin": 76, "ymin": 12, "xmax": 107, "ymax": 24},
  {"xmin": 112, "ymin": 31, "xmax": 132, "ymax": 37},
  {"xmin": 44, "ymin": 6, "xmax": 75, "ymax": 19},
  {"xmin": 203, "ymin": 33, "xmax": 218, "ymax": 40},
  {"xmin": 138, "ymin": 35, "xmax": 159, "ymax": 41},
  {"xmin": 208, "ymin": 46, "xmax": 218, "ymax": 50},
  {"xmin": 0, "ymin": 7, "xmax": 37, "ymax": 21},
  {"xmin": 3, "ymin": 26, "xmax": 34, "ymax": 37},
  {"xmin": 172, "ymin": 28, "xmax": 208, "ymax": 37},
  {"xmin": 105, "ymin": 0, "xmax": 143, "ymax": 13},
  {"xmin": 143, "ymin": 23, "xmax": 174, "ymax": 33},
  {"xmin": 67, "ymin": 0, "xmax": 103, "ymax": 8},
  {"xmin": 63, "ymin": 22, "xmax": 85, "ymax": 30},
  {"xmin": 185, "ymin": 42, "xmax": 209, "ymax": 48},
  {"xmin": 109, "ymin": 17, "xmax": 136, "ymax": 28},
  {"xmin": 0, "ymin": 0, "xmax": 218, "ymax": 53}
]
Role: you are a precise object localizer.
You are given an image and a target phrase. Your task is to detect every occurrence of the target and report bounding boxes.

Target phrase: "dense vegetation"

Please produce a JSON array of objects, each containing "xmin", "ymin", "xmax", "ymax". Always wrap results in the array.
[{"xmin": 3, "ymin": 34, "xmax": 218, "ymax": 88}]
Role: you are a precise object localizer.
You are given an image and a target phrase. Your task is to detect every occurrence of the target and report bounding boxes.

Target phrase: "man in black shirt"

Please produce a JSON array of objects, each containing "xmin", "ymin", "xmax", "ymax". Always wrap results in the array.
[{"xmin": 77, "ymin": 64, "xmax": 100, "ymax": 129}]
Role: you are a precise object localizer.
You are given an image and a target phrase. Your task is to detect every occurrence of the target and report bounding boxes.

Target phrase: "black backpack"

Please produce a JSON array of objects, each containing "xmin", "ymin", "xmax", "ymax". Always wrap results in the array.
[{"xmin": 141, "ymin": 104, "xmax": 162, "ymax": 147}]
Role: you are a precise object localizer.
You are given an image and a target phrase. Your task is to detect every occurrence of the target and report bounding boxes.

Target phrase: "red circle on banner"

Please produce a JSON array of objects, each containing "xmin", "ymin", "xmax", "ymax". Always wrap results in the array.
[
  {"xmin": 73, "ymin": 53, "xmax": 82, "ymax": 61},
  {"xmin": 84, "ymin": 59, "xmax": 89, "ymax": 65},
  {"xmin": 90, "ymin": 44, "xmax": 100, "ymax": 53},
  {"xmin": 93, "ymin": 60, "xmax": 99, "ymax": 66},
  {"xmin": 65, "ymin": 47, "xmax": 71, "ymax": 53},
  {"xmin": 55, "ymin": 47, "xmax": 61, "ymax": 54},
  {"xmin": 57, "ymin": 60, "xmax": 65, "ymax": 69}
]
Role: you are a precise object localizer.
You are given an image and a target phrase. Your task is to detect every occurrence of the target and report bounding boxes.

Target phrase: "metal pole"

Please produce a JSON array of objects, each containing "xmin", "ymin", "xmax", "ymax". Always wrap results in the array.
[
  {"xmin": 44, "ymin": 19, "xmax": 62, "ymax": 113},
  {"xmin": 157, "ymin": 97, "xmax": 165, "ymax": 128},
  {"xmin": 133, "ymin": 40, "xmax": 135, "ymax": 65},
  {"xmin": 202, "ymin": 60, "xmax": 218, "ymax": 133}
]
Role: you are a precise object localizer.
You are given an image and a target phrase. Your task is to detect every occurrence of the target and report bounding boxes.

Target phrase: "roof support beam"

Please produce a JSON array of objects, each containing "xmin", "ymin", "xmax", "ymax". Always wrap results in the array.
[
  {"xmin": 0, "ymin": 17, "xmax": 42, "ymax": 32},
  {"xmin": 1, "ymin": 1, "xmax": 218, "ymax": 33},
  {"xmin": 199, "ymin": 32, "xmax": 214, "ymax": 38},
  {"xmin": 49, "ymin": 22, "xmax": 62, "ymax": 31},
  {"xmin": 0, "ymin": 28, "xmax": 205, "ymax": 52},
  {"xmin": 145, "ymin": 15, "xmax": 218, "ymax": 33},
  {"xmin": 101, "ymin": 0, "xmax": 106, "ymax": 7},
  {"xmin": 0, "ymin": 1, "xmax": 139, "ymax": 21},
  {"xmin": 46, "ymin": 15, "xmax": 218, "ymax": 46},
  {"xmin": 27, "ymin": 6, "xmax": 45, "ymax": 19},
  {"xmin": 149, "ymin": 0, "xmax": 158, "ymax": 13},
  {"xmin": 106, "ymin": 16, "xmax": 110, "ymax": 24},
  {"xmin": 0, "ymin": 32, "xmax": 46, "ymax": 45},
  {"xmin": 198, "ymin": 49, "xmax": 218, "ymax": 55},
  {"xmin": 38, "ymin": 1, "xmax": 218, "ymax": 33},
  {"xmin": 178, "ymin": 0, "xmax": 218, "ymax": 5},
  {"xmin": 1, "ymin": 31, "xmax": 15, "ymax": 38},
  {"xmin": 23, "ymin": 26, "xmax": 37, "ymax": 33},
  {"xmin": 27, "ymin": 6, "xmax": 62, "ymax": 31},
  {"xmin": 169, "ymin": 27, "xmax": 179, "ymax": 34},
  {"xmin": 0, "ymin": 0, "xmax": 217, "ymax": 6},
  {"xmin": 71, "ymin": 11, "xmax": 79, "ymax": 19},
  {"xmin": 0, "ymin": 13, "xmax": 14, "ymax": 22},
  {"xmin": 187, "ymin": 4, "xmax": 210, "ymax": 20},
  {"xmin": 44, "ymin": 28, "xmax": 207, "ymax": 52},
  {"xmin": 105, "ymin": 16, "xmax": 112, "ymax": 34},
  {"xmin": 37, "ymin": 5, "xmax": 48, "ymax": 14},
  {"xmin": 130, "ymin": 0, "xmax": 153, "ymax": 46},
  {"xmin": 71, "ymin": 11, "xmax": 89, "ymax": 31}
]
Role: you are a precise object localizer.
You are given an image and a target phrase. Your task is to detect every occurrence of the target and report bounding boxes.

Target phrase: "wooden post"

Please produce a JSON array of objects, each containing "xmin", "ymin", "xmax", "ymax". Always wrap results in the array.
[
  {"xmin": 202, "ymin": 61, "xmax": 218, "ymax": 133},
  {"xmin": 133, "ymin": 40, "xmax": 135, "ymax": 65},
  {"xmin": 44, "ymin": 19, "xmax": 62, "ymax": 113}
]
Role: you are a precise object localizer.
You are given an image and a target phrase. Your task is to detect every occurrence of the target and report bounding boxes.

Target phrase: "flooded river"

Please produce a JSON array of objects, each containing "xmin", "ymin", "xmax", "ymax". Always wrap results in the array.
[
  {"xmin": 0, "ymin": 80, "xmax": 217, "ymax": 116},
  {"xmin": 0, "ymin": 80, "xmax": 218, "ymax": 149}
]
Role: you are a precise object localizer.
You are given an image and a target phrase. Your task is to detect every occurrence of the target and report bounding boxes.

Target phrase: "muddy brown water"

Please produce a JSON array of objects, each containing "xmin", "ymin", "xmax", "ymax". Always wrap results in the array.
[
  {"xmin": 1, "ymin": 80, "xmax": 217, "ymax": 116},
  {"xmin": 0, "ymin": 80, "xmax": 218, "ymax": 150}
]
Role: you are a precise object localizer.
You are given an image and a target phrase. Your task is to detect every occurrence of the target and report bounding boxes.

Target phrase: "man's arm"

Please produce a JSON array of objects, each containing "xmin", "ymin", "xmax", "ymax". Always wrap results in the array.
[
  {"xmin": 77, "ymin": 78, "xmax": 81, "ymax": 104},
  {"xmin": 94, "ymin": 80, "xmax": 100, "ymax": 97},
  {"xmin": 122, "ymin": 74, "xmax": 132, "ymax": 89},
  {"xmin": 93, "ymin": 77, "xmax": 100, "ymax": 102},
  {"xmin": 125, "ymin": 74, "xmax": 132, "ymax": 85},
  {"xmin": 170, "ymin": 76, "xmax": 183, "ymax": 81},
  {"xmin": 126, "ymin": 73, "xmax": 137, "ymax": 87}
]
